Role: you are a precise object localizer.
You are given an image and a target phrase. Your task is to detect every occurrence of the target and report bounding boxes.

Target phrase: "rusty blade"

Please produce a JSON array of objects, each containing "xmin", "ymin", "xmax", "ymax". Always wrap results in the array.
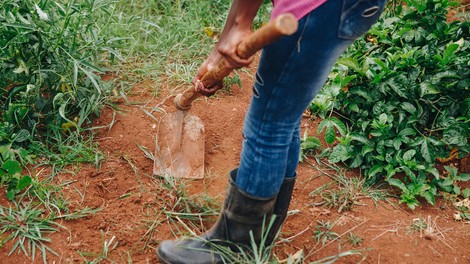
[{"xmin": 153, "ymin": 111, "xmax": 205, "ymax": 179}]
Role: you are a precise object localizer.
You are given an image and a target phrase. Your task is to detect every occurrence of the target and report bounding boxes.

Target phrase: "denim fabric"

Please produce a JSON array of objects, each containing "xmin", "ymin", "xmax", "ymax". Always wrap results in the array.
[{"xmin": 236, "ymin": 0, "xmax": 386, "ymax": 197}]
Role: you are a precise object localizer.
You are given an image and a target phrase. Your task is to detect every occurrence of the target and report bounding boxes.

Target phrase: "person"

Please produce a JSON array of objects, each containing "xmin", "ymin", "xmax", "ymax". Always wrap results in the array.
[{"xmin": 157, "ymin": 0, "xmax": 386, "ymax": 263}]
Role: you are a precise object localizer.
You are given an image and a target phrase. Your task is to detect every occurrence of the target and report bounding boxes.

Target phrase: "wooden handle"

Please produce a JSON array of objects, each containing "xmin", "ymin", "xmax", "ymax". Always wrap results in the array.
[{"xmin": 174, "ymin": 13, "xmax": 298, "ymax": 110}]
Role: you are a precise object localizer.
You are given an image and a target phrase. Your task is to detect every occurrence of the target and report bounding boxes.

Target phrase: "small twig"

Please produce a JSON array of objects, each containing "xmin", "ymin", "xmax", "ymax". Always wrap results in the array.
[
  {"xmin": 428, "ymin": 246, "xmax": 443, "ymax": 257},
  {"xmin": 276, "ymin": 225, "xmax": 311, "ymax": 245},
  {"xmin": 368, "ymin": 221, "xmax": 402, "ymax": 242}
]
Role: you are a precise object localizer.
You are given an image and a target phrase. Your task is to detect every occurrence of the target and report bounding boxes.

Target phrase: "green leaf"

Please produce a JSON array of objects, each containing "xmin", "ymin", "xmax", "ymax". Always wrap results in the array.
[
  {"xmin": 397, "ymin": 128, "xmax": 417, "ymax": 138},
  {"xmin": 443, "ymin": 124, "xmax": 468, "ymax": 146},
  {"xmin": 412, "ymin": 183, "xmax": 430, "ymax": 195},
  {"xmin": 12, "ymin": 129, "xmax": 30, "ymax": 143},
  {"xmin": 350, "ymin": 133, "xmax": 371, "ymax": 146},
  {"xmin": 444, "ymin": 165, "xmax": 458, "ymax": 178},
  {"xmin": 349, "ymin": 155, "xmax": 363, "ymax": 168},
  {"xmin": 379, "ymin": 113, "xmax": 387, "ymax": 124},
  {"xmin": 368, "ymin": 164, "xmax": 384, "ymax": 178},
  {"xmin": 17, "ymin": 176, "xmax": 32, "ymax": 190},
  {"xmin": 6, "ymin": 190, "xmax": 16, "ymax": 201},
  {"xmin": 393, "ymin": 138, "xmax": 402, "ymax": 150},
  {"xmin": 403, "ymin": 149, "xmax": 416, "ymax": 162},
  {"xmin": 439, "ymin": 43, "xmax": 459, "ymax": 65},
  {"xmin": 400, "ymin": 192, "xmax": 419, "ymax": 210},
  {"xmin": 388, "ymin": 178, "xmax": 408, "ymax": 193},
  {"xmin": 317, "ymin": 119, "xmax": 329, "ymax": 134},
  {"xmin": 426, "ymin": 167, "xmax": 440, "ymax": 180},
  {"xmin": 325, "ymin": 126, "xmax": 336, "ymax": 144},
  {"xmin": 328, "ymin": 145, "xmax": 350, "ymax": 163},
  {"xmin": 330, "ymin": 117, "xmax": 347, "ymax": 136},
  {"xmin": 421, "ymin": 191, "xmax": 435, "ymax": 205},
  {"xmin": 361, "ymin": 145, "xmax": 374, "ymax": 156},
  {"xmin": 455, "ymin": 173, "xmax": 470, "ymax": 182},
  {"xmin": 462, "ymin": 188, "xmax": 470, "ymax": 198},
  {"xmin": 401, "ymin": 102, "xmax": 416, "ymax": 114},
  {"xmin": 2, "ymin": 160, "xmax": 22, "ymax": 176},
  {"xmin": 420, "ymin": 139, "xmax": 434, "ymax": 163},
  {"xmin": 338, "ymin": 57, "xmax": 366, "ymax": 75},
  {"xmin": 420, "ymin": 82, "xmax": 440, "ymax": 97}
]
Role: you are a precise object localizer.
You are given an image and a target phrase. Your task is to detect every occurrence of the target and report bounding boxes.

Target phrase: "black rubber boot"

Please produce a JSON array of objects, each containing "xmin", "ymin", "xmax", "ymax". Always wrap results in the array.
[
  {"xmin": 266, "ymin": 174, "xmax": 296, "ymax": 246},
  {"xmin": 156, "ymin": 169, "xmax": 277, "ymax": 264}
]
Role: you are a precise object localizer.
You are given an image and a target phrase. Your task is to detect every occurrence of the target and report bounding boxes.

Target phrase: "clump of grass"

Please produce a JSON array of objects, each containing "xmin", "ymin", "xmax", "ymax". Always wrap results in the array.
[
  {"xmin": 309, "ymin": 166, "xmax": 389, "ymax": 213},
  {"xmin": 78, "ymin": 231, "xmax": 119, "ymax": 264},
  {"xmin": 0, "ymin": 201, "xmax": 61, "ymax": 263},
  {"xmin": 408, "ymin": 215, "xmax": 451, "ymax": 243},
  {"xmin": 161, "ymin": 174, "xmax": 219, "ymax": 235}
]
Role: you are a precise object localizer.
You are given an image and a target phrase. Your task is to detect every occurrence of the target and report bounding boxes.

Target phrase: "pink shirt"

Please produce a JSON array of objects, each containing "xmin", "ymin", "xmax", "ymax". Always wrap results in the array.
[{"xmin": 271, "ymin": 0, "xmax": 327, "ymax": 20}]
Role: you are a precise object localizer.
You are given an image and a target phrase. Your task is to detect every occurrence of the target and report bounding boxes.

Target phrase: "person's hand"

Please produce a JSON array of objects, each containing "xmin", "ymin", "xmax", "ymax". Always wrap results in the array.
[
  {"xmin": 192, "ymin": 49, "xmax": 224, "ymax": 96},
  {"xmin": 217, "ymin": 26, "xmax": 254, "ymax": 70},
  {"xmin": 193, "ymin": 23, "xmax": 254, "ymax": 97}
]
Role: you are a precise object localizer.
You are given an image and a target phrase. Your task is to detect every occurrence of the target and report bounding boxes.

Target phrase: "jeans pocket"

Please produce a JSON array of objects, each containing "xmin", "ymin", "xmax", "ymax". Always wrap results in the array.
[{"xmin": 338, "ymin": 0, "xmax": 386, "ymax": 40}]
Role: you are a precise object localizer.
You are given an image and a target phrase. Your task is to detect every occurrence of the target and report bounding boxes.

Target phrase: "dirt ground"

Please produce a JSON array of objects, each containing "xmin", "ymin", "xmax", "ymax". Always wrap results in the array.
[{"xmin": 1, "ymin": 58, "xmax": 469, "ymax": 264}]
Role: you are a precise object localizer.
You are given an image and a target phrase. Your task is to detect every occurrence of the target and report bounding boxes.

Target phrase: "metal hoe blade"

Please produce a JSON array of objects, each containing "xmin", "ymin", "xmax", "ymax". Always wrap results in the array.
[{"xmin": 153, "ymin": 111, "xmax": 205, "ymax": 179}]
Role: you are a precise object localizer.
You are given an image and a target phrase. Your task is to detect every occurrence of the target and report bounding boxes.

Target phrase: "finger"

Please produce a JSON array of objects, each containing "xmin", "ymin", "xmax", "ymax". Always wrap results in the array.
[
  {"xmin": 196, "ymin": 81, "xmax": 223, "ymax": 96},
  {"xmin": 225, "ymin": 54, "xmax": 254, "ymax": 69},
  {"xmin": 218, "ymin": 48, "xmax": 253, "ymax": 69}
]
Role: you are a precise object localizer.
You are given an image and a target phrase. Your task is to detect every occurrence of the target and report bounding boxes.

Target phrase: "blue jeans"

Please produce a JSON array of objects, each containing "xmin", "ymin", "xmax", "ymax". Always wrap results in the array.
[{"xmin": 236, "ymin": 0, "xmax": 386, "ymax": 197}]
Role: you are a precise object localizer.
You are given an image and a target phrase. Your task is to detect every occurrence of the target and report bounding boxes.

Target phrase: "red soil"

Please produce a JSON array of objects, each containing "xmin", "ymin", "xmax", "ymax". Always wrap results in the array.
[{"xmin": 1, "ymin": 57, "xmax": 469, "ymax": 264}]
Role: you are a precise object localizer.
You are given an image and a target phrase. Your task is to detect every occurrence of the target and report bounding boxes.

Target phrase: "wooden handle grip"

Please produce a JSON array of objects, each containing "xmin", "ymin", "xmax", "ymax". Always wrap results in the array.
[{"xmin": 175, "ymin": 13, "xmax": 298, "ymax": 110}]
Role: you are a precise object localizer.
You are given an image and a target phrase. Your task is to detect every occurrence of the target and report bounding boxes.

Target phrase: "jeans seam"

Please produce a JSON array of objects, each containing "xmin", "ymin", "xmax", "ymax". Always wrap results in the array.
[{"xmin": 246, "ymin": 14, "xmax": 311, "ymax": 190}]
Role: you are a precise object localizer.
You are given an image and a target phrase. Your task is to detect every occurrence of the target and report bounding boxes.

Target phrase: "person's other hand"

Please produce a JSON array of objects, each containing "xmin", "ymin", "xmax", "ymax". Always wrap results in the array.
[
  {"xmin": 217, "ymin": 26, "xmax": 254, "ymax": 70},
  {"xmin": 192, "ymin": 49, "xmax": 224, "ymax": 96}
]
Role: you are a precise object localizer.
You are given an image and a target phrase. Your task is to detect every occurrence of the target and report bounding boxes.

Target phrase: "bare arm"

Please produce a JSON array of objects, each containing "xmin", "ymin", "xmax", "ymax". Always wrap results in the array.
[{"xmin": 194, "ymin": 0, "xmax": 263, "ymax": 96}]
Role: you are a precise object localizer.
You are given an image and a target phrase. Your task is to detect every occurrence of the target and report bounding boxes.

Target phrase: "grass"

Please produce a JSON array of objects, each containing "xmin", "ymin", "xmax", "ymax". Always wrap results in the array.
[
  {"xmin": 308, "ymin": 162, "xmax": 390, "ymax": 213},
  {"xmin": 0, "ymin": 201, "xmax": 61, "ymax": 263},
  {"xmin": 346, "ymin": 232, "xmax": 363, "ymax": 246},
  {"xmin": 160, "ymin": 173, "xmax": 219, "ymax": 236},
  {"xmin": 313, "ymin": 220, "xmax": 339, "ymax": 247},
  {"xmin": 78, "ymin": 231, "xmax": 119, "ymax": 264}
]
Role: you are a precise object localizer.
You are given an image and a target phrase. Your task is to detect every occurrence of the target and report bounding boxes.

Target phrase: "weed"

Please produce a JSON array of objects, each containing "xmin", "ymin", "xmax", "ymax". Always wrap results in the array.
[
  {"xmin": 0, "ymin": 201, "xmax": 62, "ymax": 263},
  {"xmin": 78, "ymin": 231, "xmax": 119, "ymax": 264},
  {"xmin": 309, "ymin": 165, "xmax": 389, "ymax": 213},
  {"xmin": 453, "ymin": 198, "xmax": 470, "ymax": 221},
  {"xmin": 299, "ymin": 130, "xmax": 322, "ymax": 162},
  {"xmin": 313, "ymin": 220, "xmax": 339, "ymax": 246},
  {"xmin": 0, "ymin": 160, "xmax": 32, "ymax": 200},
  {"xmin": 406, "ymin": 215, "xmax": 452, "ymax": 249},
  {"xmin": 164, "ymin": 181, "xmax": 219, "ymax": 236},
  {"xmin": 346, "ymin": 232, "xmax": 363, "ymax": 246},
  {"xmin": 30, "ymin": 131, "xmax": 105, "ymax": 175},
  {"xmin": 204, "ymin": 216, "xmax": 277, "ymax": 264}
]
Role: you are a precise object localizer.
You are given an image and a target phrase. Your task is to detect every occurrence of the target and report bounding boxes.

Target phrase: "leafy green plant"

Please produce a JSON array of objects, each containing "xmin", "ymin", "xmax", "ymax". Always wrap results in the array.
[
  {"xmin": 309, "ymin": 0, "xmax": 470, "ymax": 209},
  {"xmin": 0, "ymin": 160, "xmax": 32, "ymax": 200},
  {"xmin": 0, "ymin": 0, "xmax": 117, "ymax": 172}
]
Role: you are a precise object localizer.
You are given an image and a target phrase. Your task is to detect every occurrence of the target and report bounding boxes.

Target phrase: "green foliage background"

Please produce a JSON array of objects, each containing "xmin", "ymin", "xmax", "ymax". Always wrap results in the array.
[
  {"xmin": 1, "ymin": 0, "xmax": 118, "ymax": 167},
  {"xmin": 310, "ymin": 0, "xmax": 470, "ymax": 208}
]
